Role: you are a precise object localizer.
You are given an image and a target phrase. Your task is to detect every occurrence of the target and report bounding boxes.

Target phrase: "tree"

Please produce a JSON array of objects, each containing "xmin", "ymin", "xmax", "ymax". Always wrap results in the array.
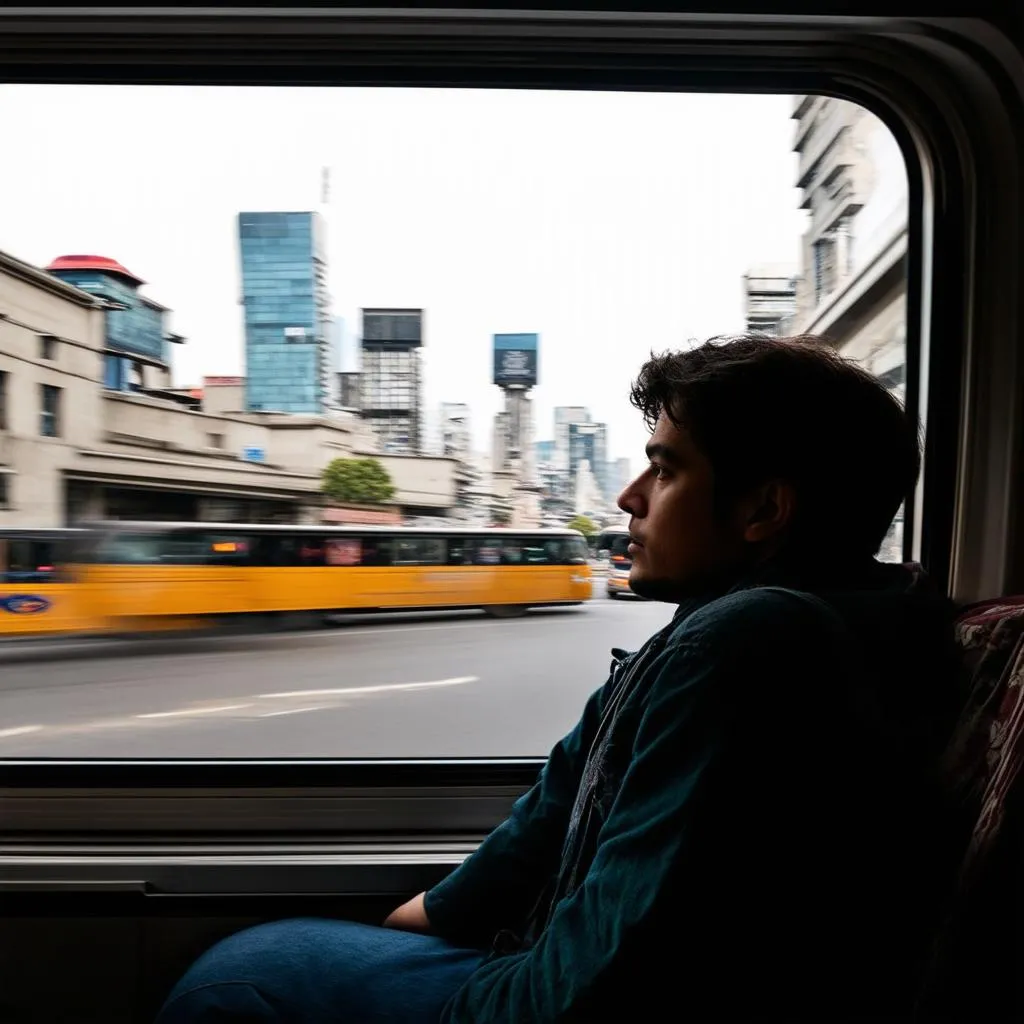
[
  {"xmin": 321, "ymin": 457, "xmax": 396, "ymax": 505},
  {"xmin": 566, "ymin": 514, "xmax": 598, "ymax": 538}
]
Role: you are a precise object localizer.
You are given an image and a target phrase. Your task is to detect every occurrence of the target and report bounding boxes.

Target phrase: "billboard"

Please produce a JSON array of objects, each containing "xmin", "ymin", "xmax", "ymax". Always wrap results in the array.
[
  {"xmin": 493, "ymin": 333, "xmax": 539, "ymax": 387},
  {"xmin": 362, "ymin": 309, "xmax": 423, "ymax": 347}
]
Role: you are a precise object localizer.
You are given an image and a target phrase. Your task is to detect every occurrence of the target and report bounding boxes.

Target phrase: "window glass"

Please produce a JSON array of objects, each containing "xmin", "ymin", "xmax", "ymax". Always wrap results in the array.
[
  {"xmin": 473, "ymin": 541, "xmax": 502, "ymax": 566},
  {"xmin": 3, "ymin": 539, "xmax": 62, "ymax": 583},
  {"xmin": 393, "ymin": 537, "xmax": 446, "ymax": 566},
  {"xmin": 0, "ymin": 86, "xmax": 907, "ymax": 757}
]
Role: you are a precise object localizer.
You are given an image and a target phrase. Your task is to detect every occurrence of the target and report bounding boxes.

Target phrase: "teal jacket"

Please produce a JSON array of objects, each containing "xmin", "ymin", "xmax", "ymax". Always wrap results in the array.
[{"xmin": 425, "ymin": 560, "xmax": 961, "ymax": 1022}]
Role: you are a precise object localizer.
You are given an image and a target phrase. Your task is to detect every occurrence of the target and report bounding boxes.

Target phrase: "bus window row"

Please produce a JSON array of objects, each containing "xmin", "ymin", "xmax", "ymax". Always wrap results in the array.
[{"xmin": 91, "ymin": 532, "xmax": 591, "ymax": 569}]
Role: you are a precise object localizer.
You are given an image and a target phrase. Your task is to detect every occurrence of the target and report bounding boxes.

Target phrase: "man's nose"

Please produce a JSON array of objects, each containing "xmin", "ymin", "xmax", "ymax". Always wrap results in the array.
[{"xmin": 617, "ymin": 479, "xmax": 646, "ymax": 517}]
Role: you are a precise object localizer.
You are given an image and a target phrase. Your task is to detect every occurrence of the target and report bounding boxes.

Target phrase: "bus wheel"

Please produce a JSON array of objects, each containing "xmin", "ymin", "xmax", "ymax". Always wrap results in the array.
[{"xmin": 485, "ymin": 604, "xmax": 528, "ymax": 619}]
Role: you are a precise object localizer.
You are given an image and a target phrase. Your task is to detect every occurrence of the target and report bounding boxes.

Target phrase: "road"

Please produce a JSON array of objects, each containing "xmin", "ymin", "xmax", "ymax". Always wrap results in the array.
[{"xmin": 0, "ymin": 594, "xmax": 673, "ymax": 758}]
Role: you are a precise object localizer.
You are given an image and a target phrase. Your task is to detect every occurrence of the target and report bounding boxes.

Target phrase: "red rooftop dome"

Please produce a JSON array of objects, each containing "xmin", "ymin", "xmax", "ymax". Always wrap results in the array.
[{"xmin": 45, "ymin": 254, "xmax": 145, "ymax": 287}]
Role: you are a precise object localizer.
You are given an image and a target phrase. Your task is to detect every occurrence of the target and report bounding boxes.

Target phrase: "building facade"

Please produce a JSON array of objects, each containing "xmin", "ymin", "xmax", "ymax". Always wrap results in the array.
[
  {"xmin": 554, "ymin": 406, "xmax": 590, "ymax": 474},
  {"xmin": 788, "ymin": 95, "xmax": 909, "ymax": 557},
  {"xmin": 238, "ymin": 211, "xmax": 332, "ymax": 415},
  {"xmin": 568, "ymin": 422, "xmax": 609, "ymax": 499},
  {"xmin": 45, "ymin": 254, "xmax": 182, "ymax": 394},
  {"xmin": 359, "ymin": 308, "xmax": 424, "ymax": 454},
  {"xmin": 742, "ymin": 264, "xmax": 798, "ymax": 336},
  {"xmin": 0, "ymin": 249, "xmax": 455, "ymax": 527},
  {"xmin": 439, "ymin": 403, "xmax": 471, "ymax": 460}
]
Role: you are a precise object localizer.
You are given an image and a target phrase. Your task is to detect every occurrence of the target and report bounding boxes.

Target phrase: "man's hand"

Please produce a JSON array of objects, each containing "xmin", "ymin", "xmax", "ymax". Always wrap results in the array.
[{"xmin": 383, "ymin": 891, "xmax": 434, "ymax": 933}]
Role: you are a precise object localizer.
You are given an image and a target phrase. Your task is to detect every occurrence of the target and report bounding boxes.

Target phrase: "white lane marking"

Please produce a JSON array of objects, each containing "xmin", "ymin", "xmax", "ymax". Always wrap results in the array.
[
  {"xmin": 258, "ymin": 676, "xmax": 478, "ymax": 700},
  {"xmin": 259, "ymin": 705, "xmax": 327, "ymax": 718},
  {"xmin": 0, "ymin": 724, "xmax": 43, "ymax": 738},
  {"xmin": 135, "ymin": 703, "xmax": 253, "ymax": 720}
]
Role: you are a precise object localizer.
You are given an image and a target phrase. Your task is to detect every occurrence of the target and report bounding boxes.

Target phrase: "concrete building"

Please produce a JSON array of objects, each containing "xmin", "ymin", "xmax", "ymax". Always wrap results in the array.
[
  {"xmin": 359, "ymin": 308, "xmax": 424, "ymax": 454},
  {"xmin": 787, "ymin": 94, "xmax": 909, "ymax": 556},
  {"xmin": 790, "ymin": 96, "xmax": 908, "ymax": 402},
  {"xmin": 742, "ymin": 263, "xmax": 798, "ymax": 336},
  {"xmin": 554, "ymin": 406, "xmax": 590, "ymax": 474},
  {"xmin": 337, "ymin": 372, "xmax": 362, "ymax": 411},
  {"xmin": 435, "ymin": 402, "xmax": 477, "ymax": 523},
  {"xmin": 439, "ymin": 403, "xmax": 471, "ymax": 461},
  {"xmin": 238, "ymin": 211, "xmax": 333, "ymax": 414},
  {"xmin": 569, "ymin": 422, "xmax": 609, "ymax": 499},
  {"xmin": 0, "ymin": 249, "xmax": 456, "ymax": 527}
]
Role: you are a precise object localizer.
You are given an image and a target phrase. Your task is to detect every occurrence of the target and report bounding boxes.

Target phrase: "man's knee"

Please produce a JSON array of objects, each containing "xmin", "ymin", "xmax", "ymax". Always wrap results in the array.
[
  {"xmin": 155, "ymin": 917, "xmax": 481, "ymax": 1023},
  {"xmin": 156, "ymin": 918, "xmax": 361, "ymax": 1023}
]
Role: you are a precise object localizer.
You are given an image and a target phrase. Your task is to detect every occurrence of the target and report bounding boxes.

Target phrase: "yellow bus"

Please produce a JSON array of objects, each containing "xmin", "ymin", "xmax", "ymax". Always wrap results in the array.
[
  {"xmin": 0, "ymin": 523, "xmax": 593, "ymax": 637},
  {"xmin": 0, "ymin": 528, "xmax": 94, "ymax": 637}
]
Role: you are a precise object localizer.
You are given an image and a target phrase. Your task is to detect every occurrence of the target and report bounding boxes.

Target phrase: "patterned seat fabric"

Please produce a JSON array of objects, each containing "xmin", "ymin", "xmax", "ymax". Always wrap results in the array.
[{"xmin": 917, "ymin": 597, "xmax": 1024, "ymax": 1020}]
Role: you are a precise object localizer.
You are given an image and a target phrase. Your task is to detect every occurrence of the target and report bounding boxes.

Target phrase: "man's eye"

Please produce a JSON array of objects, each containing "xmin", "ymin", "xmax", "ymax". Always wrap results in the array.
[{"xmin": 650, "ymin": 463, "xmax": 670, "ymax": 480}]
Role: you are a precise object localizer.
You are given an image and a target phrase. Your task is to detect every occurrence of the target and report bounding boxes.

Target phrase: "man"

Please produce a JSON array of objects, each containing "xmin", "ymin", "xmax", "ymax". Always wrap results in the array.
[{"xmin": 158, "ymin": 335, "xmax": 961, "ymax": 1022}]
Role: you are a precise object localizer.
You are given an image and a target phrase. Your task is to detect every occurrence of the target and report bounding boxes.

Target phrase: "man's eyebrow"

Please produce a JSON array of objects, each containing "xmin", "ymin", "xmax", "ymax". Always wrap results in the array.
[{"xmin": 644, "ymin": 442, "xmax": 680, "ymax": 465}]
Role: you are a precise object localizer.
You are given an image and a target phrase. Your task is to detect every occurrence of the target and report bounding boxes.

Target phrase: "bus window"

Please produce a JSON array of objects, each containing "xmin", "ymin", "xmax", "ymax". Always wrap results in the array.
[
  {"xmin": 360, "ymin": 537, "xmax": 393, "ymax": 567},
  {"xmin": 522, "ymin": 541, "xmax": 552, "ymax": 564},
  {"xmin": 608, "ymin": 534, "xmax": 631, "ymax": 568},
  {"xmin": 500, "ymin": 541, "xmax": 523, "ymax": 565},
  {"xmin": 447, "ymin": 537, "xmax": 475, "ymax": 565},
  {"xmin": 96, "ymin": 533, "xmax": 164, "ymax": 565},
  {"xmin": 473, "ymin": 541, "xmax": 501, "ymax": 566},
  {"xmin": 4, "ymin": 539, "xmax": 62, "ymax": 583},
  {"xmin": 567, "ymin": 536, "xmax": 590, "ymax": 565},
  {"xmin": 203, "ymin": 535, "xmax": 252, "ymax": 565},
  {"xmin": 393, "ymin": 537, "xmax": 446, "ymax": 566},
  {"xmin": 325, "ymin": 538, "xmax": 362, "ymax": 566},
  {"xmin": 298, "ymin": 539, "xmax": 326, "ymax": 566}
]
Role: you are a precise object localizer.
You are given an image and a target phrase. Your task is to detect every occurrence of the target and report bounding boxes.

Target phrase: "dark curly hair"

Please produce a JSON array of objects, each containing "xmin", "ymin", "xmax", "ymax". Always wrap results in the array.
[{"xmin": 629, "ymin": 334, "xmax": 920, "ymax": 556}]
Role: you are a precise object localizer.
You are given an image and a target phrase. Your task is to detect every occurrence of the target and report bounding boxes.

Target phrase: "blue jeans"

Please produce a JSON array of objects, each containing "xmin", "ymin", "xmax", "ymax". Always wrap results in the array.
[{"xmin": 155, "ymin": 918, "xmax": 485, "ymax": 1023}]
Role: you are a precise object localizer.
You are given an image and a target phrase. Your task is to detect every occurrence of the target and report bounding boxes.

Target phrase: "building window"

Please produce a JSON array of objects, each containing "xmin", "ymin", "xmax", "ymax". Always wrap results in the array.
[
  {"xmin": 40, "ymin": 384, "xmax": 62, "ymax": 438},
  {"xmin": 812, "ymin": 236, "xmax": 838, "ymax": 303},
  {"xmin": 104, "ymin": 354, "xmax": 127, "ymax": 391},
  {"xmin": 0, "ymin": 370, "xmax": 7, "ymax": 430},
  {"xmin": 39, "ymin": 334, "xmax": 58, "ymax": 360},
  {"xmin": 0, "ymin": 474, "xmax": 8, "ymax": 508},
  {"xmin": 208, "ymin": 432, "xmax": 225, "ymax": 449}
]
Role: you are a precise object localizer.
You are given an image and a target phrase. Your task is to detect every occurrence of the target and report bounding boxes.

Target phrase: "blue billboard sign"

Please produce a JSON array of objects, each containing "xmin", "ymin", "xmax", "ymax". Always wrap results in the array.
[{"xmin": 493, "ymin": 333, "xmax": 539, "ymax": 387}]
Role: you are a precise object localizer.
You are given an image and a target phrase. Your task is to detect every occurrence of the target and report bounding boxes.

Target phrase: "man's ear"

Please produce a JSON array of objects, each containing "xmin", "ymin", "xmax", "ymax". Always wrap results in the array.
[{"xmin": 738, "ymin": 479, "xmax": 797, "ymax": 544}]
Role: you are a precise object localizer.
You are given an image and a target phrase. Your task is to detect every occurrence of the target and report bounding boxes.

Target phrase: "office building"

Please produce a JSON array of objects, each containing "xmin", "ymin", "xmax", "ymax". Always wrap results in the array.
[
  {"xmin": 554, "ymin": 405, "xmax": 590, "ymax": 473},
  {"xmin": 359, "ymin": 308, "xmax": 424, "ymax": 454},
  {"xmin": 238, "ymin": 211, "xmax": 331, "ymax": 414}
]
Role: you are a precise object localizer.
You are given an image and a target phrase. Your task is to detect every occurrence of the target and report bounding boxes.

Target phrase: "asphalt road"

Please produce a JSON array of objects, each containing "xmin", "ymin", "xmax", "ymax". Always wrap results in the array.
[{"xmin": 0, "ymin": 594, "xmax": 673, "ymax": 758}]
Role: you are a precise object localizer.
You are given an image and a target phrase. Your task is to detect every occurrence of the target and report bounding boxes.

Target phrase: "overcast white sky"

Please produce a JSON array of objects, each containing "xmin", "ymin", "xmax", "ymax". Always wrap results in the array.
[{"xmin": 0, "ymin": 86, "xmax": 806, "ymax": 468}]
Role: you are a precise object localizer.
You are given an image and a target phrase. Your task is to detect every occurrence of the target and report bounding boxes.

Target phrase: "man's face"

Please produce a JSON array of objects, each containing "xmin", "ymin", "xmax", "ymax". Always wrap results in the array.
[{"xmin": 617, "ymin": 413, "xmax": 748, "ymax": 602}]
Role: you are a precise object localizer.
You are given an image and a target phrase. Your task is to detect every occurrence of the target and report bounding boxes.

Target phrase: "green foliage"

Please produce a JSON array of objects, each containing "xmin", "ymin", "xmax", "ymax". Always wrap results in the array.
[
  {"xmin": 321, "ymin": 457, "xmax": 396, "ymax": 505},
  {"xmin": 566, "ymin": 514, "xmax": 598, "ymax": 538}
]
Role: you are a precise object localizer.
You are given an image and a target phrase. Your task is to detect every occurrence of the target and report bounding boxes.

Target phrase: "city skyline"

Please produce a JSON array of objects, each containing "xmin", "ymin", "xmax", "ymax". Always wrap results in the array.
[{"xmin": 0, "ymin": 85, "xmax": 806, "ymax": 466}]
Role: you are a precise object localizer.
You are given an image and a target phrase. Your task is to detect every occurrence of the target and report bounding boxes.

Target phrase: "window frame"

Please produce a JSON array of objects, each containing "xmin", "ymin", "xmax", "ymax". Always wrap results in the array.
[
  {"xmin": 37, "ymin": 334, "xmax": 58, "ymax": 361},
  {"xmin": 38, "ymin": 382, "xmax": 61, "ymax": 438},
  {"xmin": 0, "ymin": 7, "xmax": 1020, "ymax": 844}
]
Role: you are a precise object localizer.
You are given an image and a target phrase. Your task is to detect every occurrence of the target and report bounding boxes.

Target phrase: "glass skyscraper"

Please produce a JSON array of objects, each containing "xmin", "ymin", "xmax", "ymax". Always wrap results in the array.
[{"xmin": 238, "ymin": 211, "xmax": 331, "ymax": 414}]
